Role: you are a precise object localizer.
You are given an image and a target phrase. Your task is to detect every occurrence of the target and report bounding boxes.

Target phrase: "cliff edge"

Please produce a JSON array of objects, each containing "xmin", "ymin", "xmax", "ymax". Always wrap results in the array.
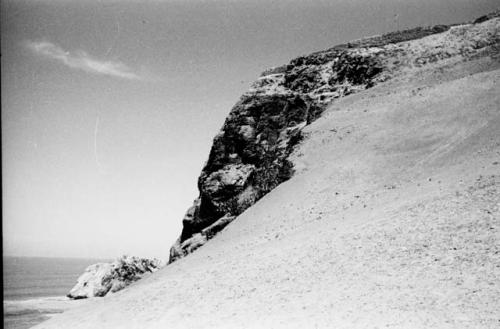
[{"xmin": 169, "ymin": 11, "xmax": 500, "ymax": 262}]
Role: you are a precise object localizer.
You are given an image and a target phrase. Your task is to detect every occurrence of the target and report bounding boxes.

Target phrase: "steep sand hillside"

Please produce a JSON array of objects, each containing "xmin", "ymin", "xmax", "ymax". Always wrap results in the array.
[{"xmin": 35, "ymin": 22, "xmax": 500, "ymax": 329}]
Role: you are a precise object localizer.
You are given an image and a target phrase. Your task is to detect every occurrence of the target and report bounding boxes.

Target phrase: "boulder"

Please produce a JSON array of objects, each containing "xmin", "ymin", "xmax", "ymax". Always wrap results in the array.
[{"xmin": 67, "ymin": 256, "xmax": 165, "ymax": 299}]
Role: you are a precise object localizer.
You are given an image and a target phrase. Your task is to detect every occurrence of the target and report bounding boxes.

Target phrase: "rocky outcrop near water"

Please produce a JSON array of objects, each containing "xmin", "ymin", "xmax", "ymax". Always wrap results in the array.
[
  {"xmin": 67, "ymin": 256, "xmax": 165, "ymax": 299},
  {"xmin": 169, "ymin": 11, "xmax": 500, "ymax": 262}
]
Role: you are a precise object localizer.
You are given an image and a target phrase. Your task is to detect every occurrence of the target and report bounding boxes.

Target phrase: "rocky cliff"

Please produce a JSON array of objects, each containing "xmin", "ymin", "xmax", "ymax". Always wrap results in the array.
[{"xmin": 169, "ymin": 11, "xmax": 500, "ymax": 262}]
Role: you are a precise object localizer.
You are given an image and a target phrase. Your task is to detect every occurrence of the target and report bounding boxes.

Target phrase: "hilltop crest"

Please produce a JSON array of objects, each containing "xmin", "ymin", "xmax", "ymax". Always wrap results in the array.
[{"xmin": 170, "ymin": 12, "xmax": 500, "ymax": 262}]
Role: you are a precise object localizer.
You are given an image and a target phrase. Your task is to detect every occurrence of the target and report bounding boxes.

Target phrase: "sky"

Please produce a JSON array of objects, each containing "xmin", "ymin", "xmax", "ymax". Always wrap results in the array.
[{"xmin": 2, "ymin": 0, "xmax": 499, "ymax": 260}]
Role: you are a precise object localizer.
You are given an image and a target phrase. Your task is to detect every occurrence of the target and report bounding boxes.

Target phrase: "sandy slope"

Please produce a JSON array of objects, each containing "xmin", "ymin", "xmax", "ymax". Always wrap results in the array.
[{"xmin": 34, "ymin": 54, "xmax": 500, "ymax": 328}]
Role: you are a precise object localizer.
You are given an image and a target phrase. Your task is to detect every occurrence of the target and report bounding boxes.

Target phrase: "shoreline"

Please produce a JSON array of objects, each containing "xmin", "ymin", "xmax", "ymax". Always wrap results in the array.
[
  {"xmin": 4, "ymin": 296, "xmax": 91, "ymax": 329},
  {"xmin": 4, "ymin": 295, "xmax": 90, "ymax": 312}
]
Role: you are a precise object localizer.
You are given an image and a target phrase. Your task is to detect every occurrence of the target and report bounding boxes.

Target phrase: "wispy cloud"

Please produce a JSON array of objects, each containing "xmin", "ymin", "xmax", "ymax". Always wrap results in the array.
[{"xmin": 26, "ymin": 41, "xmax": 141, "ymax": 80}]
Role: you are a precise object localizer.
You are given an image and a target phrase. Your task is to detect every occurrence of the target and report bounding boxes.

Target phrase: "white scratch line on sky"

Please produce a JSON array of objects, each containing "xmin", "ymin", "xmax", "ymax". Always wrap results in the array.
[{"xmin": 94, "ymin": 116, "xmax": 104, "ymax": 173}]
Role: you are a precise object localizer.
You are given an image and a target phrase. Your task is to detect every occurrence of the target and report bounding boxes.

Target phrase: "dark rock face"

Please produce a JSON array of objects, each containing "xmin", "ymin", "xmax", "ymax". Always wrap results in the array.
[
  {"xmin": 169, "ymin": 13, "xmax": 500, "ymax": 263},
  {"xmin": 170, "ymin": 94, "xmax": 322, "ymax": 261},
  {"xmin": 169, "ymin": 45, "xmax": 381, "ymax": 262}
]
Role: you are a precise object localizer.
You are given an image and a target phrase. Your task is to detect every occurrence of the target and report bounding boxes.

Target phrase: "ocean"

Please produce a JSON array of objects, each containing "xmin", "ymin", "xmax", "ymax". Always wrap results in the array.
[{"xmin": 3, "ymin": 257, "xmax": 108, "ymax": 329}]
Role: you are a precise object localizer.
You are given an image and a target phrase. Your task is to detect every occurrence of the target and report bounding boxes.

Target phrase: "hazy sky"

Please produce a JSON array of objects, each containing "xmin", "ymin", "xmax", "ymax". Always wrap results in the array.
[{"xmin": 2, "ymin": 0, "xmax": 498, "ymax": 259}]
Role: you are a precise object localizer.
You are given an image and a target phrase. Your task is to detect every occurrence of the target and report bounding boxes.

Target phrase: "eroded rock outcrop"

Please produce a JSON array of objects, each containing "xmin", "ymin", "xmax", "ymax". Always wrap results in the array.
[
  {"xmin": 67, "ymin": 256, "xmax": 165, "ymax": 299},
  {"xmin": 170, "ymin": 12, "xmax": 500, "ymax": 262}
]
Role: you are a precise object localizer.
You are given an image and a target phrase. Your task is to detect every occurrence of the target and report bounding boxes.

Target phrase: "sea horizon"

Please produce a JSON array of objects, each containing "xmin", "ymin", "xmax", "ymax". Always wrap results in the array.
[{"xmin": 3, "ymin": 256, "xmax": 109, "ymax": 329}]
